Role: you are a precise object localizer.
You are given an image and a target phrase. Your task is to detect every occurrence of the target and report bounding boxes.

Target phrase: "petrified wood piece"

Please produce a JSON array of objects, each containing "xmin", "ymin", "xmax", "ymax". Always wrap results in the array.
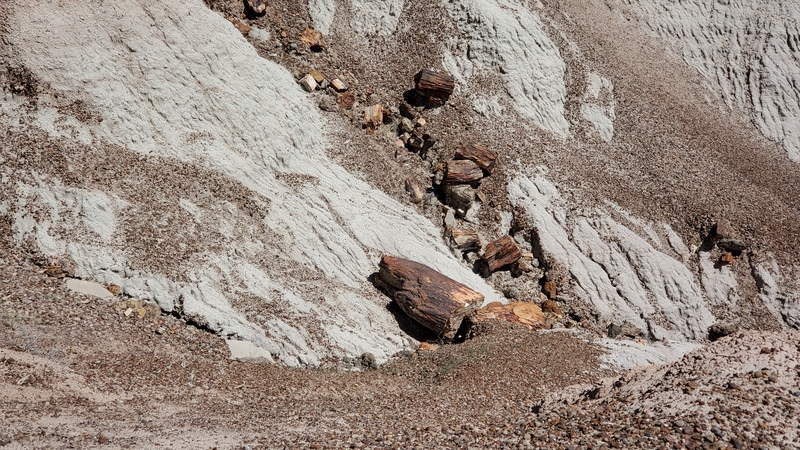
[
  {"xmin": 455, "ymin": 143, "xmax": 498, "ymax": 174},
  {"xmin": 376, "ymin": 255, "xmax": 484, "ymax": 339}
]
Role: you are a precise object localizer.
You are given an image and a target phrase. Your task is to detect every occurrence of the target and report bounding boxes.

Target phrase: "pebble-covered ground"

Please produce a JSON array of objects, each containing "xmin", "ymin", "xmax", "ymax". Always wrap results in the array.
[{"xmin": 2, "ymin": 236, "xmax": 800, "ymax": 449}]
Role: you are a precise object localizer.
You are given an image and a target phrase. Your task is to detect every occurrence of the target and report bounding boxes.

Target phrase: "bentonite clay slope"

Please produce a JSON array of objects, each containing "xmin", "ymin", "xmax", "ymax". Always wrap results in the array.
[
  {"xmin": 621, "ymin": 0, "xmax": 800, "ymax": 162},
  {"xmin": 0, "ymin": 0, "xmax": 504, "ymax": 366}
]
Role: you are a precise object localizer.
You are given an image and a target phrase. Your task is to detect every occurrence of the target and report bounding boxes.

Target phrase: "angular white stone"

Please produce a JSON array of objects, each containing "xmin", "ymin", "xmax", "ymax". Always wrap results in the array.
[
  {"xmin": 66, "ymin": 278, "xmax": 114, "ymax": 301},
  {"xmin": 226, "ymin": 339, "xmax": 275, "ymax": 363}
]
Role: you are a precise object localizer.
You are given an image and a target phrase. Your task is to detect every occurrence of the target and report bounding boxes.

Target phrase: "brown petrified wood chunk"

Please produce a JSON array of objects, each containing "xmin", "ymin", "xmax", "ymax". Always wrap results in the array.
[
  {"xmin": 450, "ymin": 229, "xmax": 481, "ymax": 252},
  {"xmin": 375, "ymin": 255, "xmax": 485, "ymax": 339},
  {"xmin": 444, "ymin": 160, "xmax": 483, "ymax": 185},
  {"xmin": 245, "ymin": 0, "xmax": 267, "ymax": 16},
  {"xmin": 473, "ymin": 301, "xmax": 546, "ymax": 329},
  {"xmin": 455, "ymin": 143, "xmax": 498, "ymax": 174},
  {"xmin": 482, "ymin": 236, "xmax": 522, "ymax": 273},
  {"xmin": 414, "ymin": 69, "xmax": 455, "ymax": 100}
]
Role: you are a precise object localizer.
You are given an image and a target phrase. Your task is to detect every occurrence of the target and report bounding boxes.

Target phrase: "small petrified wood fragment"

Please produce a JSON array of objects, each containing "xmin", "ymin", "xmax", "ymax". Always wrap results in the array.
[
  {"xmin": 482, "ymin": 236, "xmax": 522, "ymax": 273},
  {"xmin": 444, "ymin": 160, "xmax": 483, "ymax": 185},
  {"xmin": 375, "ymin": 255, "xmax": 484, "ymax": 339},
  {"xmin": 414, "ymin": 69, "xmax": 455, "ymax": 100},
  {"xmin": 455, "ymin": 143, "xmax": 498, "ymax": 174},
  {"xmin": 451, "ymin": 229, "xmax": 481, "ymax": 252},
  {"xmin": 245, "ymin": 0, "xmax": 267, "ymax": 16}
]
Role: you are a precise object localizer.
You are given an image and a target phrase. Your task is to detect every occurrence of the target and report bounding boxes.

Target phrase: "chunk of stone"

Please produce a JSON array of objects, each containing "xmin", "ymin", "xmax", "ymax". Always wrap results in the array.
[
  {"xmin": 300, "ymin": 28, "xmax": 324, "ymax": 51},
  {"xmin": 455, "ymin": 143, "xmax": 498, "ymax": 174},
  {"xmin": 309, "ymin": 69, "xmax": 325, "ymax": 84},
  {"xmin": 414, "ymin": 69, "xmax": 455, "ymax": 101},
  {"xmin": 337, "ymin": 92, "xmax": 355, "ymax": 109},
  {"xmin": 719, "ymin": 252, "xmax": 734, "ymax": 265},
  {"xmin": 451, "ymin": 229, "xmax": 481, "ymax": 252},
  {"xmin": 400, "ymin": 117, "xmax": 414, "ymax": 133},
  {"xmin": 543, "ymin": 280, "xmax": 557, "ymax": 299},
  {"xmin": 318, "ymin": 96, "xmax": 338, "ymax": 112},
  {"xmin": 404, "ymin": 178, "xmax": 424, "ymax": 204},
  {"xmin": 444, "ymin": 160, "xmax": 483, "ymax": 185},
  {"xmin": 330, "ymin": 78, "xmax": 349, "ymax": 92},
  {"xmin": 227, "ymin": 18, "xmax": 251, "ymax": 35},
  {"xmin": 375, "ymin": 255, "xmax": 485, "ymax": 339},
  {"xmin": 226, "ymin": 340, "xmax": 274, "ymax": 363},
  {"xmin": 245, "ymin": 0, "xmax": 267, "ymax": 16},
  {"xmin": 299, "ymin": 74, "xmax": 317, "ymax": 92},
  {"xmin": 66, "ymin": 278, "xmax": 115, "ymax": 301},
  {"xmin": 444, "ymin": 184, "xmax": 475, "ymax": 214},
  {"xmin": 482, "ymin": 236, "xmax": 522, "ymax": 273},
  {"xmin": 363, "ymin": 104, "xmax": 384, "ymax": 128},
  {"xmin": 541, "ymin": 299, "xmax": 563, "ymax": 316}
]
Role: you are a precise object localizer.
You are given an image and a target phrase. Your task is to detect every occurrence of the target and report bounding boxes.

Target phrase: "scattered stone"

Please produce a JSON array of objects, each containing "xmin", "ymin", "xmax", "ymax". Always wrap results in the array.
[
  {"xmin": 360, "ymin": 352, "xmax": 377, "ymax": 369},
  {"xmin": 244, "ymin": 0, "xmax": 267, "ymax": 16},
  {"xmin": 66, "ymin": 278, "xmax": 115, "ymax": 301},
  {"xmin": 473, "ymin": 301, "xmax": 546, "ymax": 329},
  {"xmin": 708, "ymin": 322, "xmax": 737, "ymax": 341},
  {"xmin": 416, "ymin": 118, "xmax": 426, "ymax": 128},
  {"xmin": 394, "ymin": 138, "xmax": 405, "ymax": 148},
  {"xmin": 541, "ymin": 299, "xmax": 563, "ymax": 316},
  {"xmin": 718, "ymin": 238, "xmax": 748, "ymax": 252},
  {"xmin": 330, "ymin": 78, "xmax": 349, "ymax": 92},
  {"xmin": 414, "ymin": 69, "xmax": 455, "ymax": 102},
  {"xmin": 400, "ymin": 117, "xmax": 414, "ymax": 133},
  {"xmin": 455, "ymin": 143, "xmax": 498, "ymax": 174},
  {"xmin": 374, "ymin": 255, "xmax": 484, "ymax": 339},
  {"xmin": 98, "ymin": 434, "xmax": 109, "ymax": 444},
  {"xmin": 404, "ymin": 178, "xmax": 424, "ymax": 204},
  {"xmin": 309, "ymin": 69, "xmax": 325, "ymax": 84},
  {"xmin": 399, "ymin": 102, "xmax": 417, "ymax": 120},
  {"xmin": 510, "ymin": 259, "xmax": 532, "ymax": 276},
  {"xmin": 226, "ymin": 339, "xmax": 274, "ymax": 364},
  {"xmin": 363, "ymin": 104, "xmax": 384, "ymax": 128},
  {"xmin": 444, "ymin": 184, "xmax": 475, "ymax": 214},
  {"xmin": 760, "ymin": 347, "xmax": 772, "ymax": 354},
  {"xmin": 318, "ymin": 96, "xmax": 338, "ymax": 112},
  {"xmin": 337, "ymin": 92, "xmax": 355, "ymax": 109},
  {"xmin": 719, "ymin": 252, "xmax": 734, "ymax": 265},
  {"xmin": 727, "ymin": 380, "xmax": 741, "ymax": 390},
  {"xmin": 607, "ymin": 323, "xmax": 623, "ymax": 338},
  {"xmin": 106, "ymin": 284, "xmax": 121, "ymax": 296},
  {"xmin": 481, "ymin": 236, "xmax": 522, "ymax": 273},
  {"xmin": 300, "ymin": 28, "xmax": 324, "ymax": 51},
  {"xmin": 450, "ymin": 229, "xmax": 481, "ymax": 252},
  {"xmin": 417, "ymin": 342, "xmax": 439, "ymax": 352},
  {"xmin": 714, "ymin": 219, "xmax": 747, "ymax": 251},
  {"xmin": 444, "ymin": 160, "xmax": 483, "ymax": 185},
  {"xmin": 227, "ymin": 18, "xmax": 251, "ymax": 35},
  {"xmin": 543, "ymin": 280, "xmax": 557, "ymax": 299},
  {"xmin": 299, "ymin": 74, "xmax": 318, "ymax": 92},
  {"xmin": 444, "ymin": 208, "xmax": 456, "ymax": 228},
  {"xmin": 124, "ymin": 307, "xmax": 133, "ymax": 317}
]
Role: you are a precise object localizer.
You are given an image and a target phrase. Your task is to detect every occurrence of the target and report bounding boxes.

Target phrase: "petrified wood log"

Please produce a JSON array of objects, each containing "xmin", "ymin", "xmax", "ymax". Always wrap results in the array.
[
  {"xmin": 444, "ymin": 160, "xmax": 483, "ymax": 185},
  {"xmin": 414, "ymin": 69, "xmax": 455, "ymax": 100},
  {"xmin": 473, "ymin": 301, "xmax": 545, "ymax": 329},
  {"xmin": 482, "ymin": 236, "xmax": 522, "ymax": 273},
  {"xmin": 376, "ymin": 255, "xmax": 484, "ymax": 339},
  {"xmin": 455, "ymin": 143, "xmax": 498, "ymax": 174}
]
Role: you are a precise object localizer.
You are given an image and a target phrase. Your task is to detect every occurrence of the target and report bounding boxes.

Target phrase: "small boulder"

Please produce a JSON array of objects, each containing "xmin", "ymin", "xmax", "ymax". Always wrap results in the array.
[
  {"xmin": 360, "ymin": 352, "xmax": 377, "ymax": 369},
  {"xmin": 309, "ymin": 69, "xmax": 325, "ymax": 84},
  {"xmin": 337, "ymin": 92, "xmax": 355, "ymax": 109},
  {"xmin": 245, "ymin": 0, "xmax": 267, "ymax": 16},
  {"xmin": 708, "ymin": 322, "xmax": 737, "ymax": 341},
  {"xmin": 300, "ymin": 28, "xmax": 324, "ymax": 51},
  {"xmin": 299, "ymin": 74, "xmax": 317, "ymax": 92},
  {"xmin": 444, "ymin": 184, "xmax": 475, "ymax": 214},
  {"xmin": 719, "ymin": 252, "xmax": 734, "ymax": 265},
  {"xmin": 330, "ymin": 78, "xmax": 349, "ymax": 92},
  {"xmin": 363, "ymin": 104, "xmax": 384, "ymax": 128},
  {"xmin": 542, "ymin": 280, "xmax": 557, "ymax": 299},
  {"xmin": 541, "ymin": 299, "xmax": 562, "ymax": 316},
  {"xmin": 404, "ymin": 178, "xmax": 425, "ymax": 204}
]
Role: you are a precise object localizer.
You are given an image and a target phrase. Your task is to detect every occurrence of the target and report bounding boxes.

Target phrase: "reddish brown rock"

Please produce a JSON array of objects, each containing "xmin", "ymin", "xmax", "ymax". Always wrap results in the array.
[
  {"xmin": 482, "ymin": 236, "xmax": 522, "ymax": 273},
  {"xmin": 363, "ymin": 104, "xmax": 384, "ymax": 128},
  {"xmin": 417, "ymin": 342, "xmax": 439, "ymax": 352},
  {"xmin": 300, "ymin": 28, "xmax": 324, "ymax": 51},
  {"xmin": 414, "ymin": 69, "xmax": 455, "ymax": 101},
  {"xmin": 719, "ymin": 252, "xmax": 734, "ymax": 265},
  {"xmin": 541, "ymin": 299, "xmax": 562, "ymax": 316},
  {"xmin": 444, "ymin": 160, "xmax": 483, "ymax": 185},
  {"xmin": 450, "ymin": 229, "xmax": 481, "ymax": 252},
  {"xmin": 337, "ymin": 92, "xmax": 355, "ymax": 109},
  {"xmin": 245, "ymin": 0, "xmax": 267, "ymax": 15},
  {"xmin": 330, "ymin": 78, "xmax": 349, "ymax": 92},
  {"xmin": 375, "ymin": 255, "xmax": 484, "ymax": 339},
  {"xmin": 543, "ymin": 280, "xmax": 557, "ymax": 299},
  {"xmin": 227, "ymin": 18, "xmax": 251, "ymax": 35},
  {"xmin": 455, "ymin": 143, "xmax": 498, "ymax": 174},
  {"xmin": 474, "ymin": 301, "xmax": 546, "ymax": 329}
]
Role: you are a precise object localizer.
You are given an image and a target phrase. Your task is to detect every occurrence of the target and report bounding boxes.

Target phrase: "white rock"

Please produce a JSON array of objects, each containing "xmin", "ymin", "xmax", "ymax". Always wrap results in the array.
[
  {"xmin": 66, "ymin": 278, "xmax": 114, "ymax": 301},
  {"xmin": 300, "ymin": 74, "xmax": 318, "ymax": 92},
  {"xmin": 226, "ymin": 339, "xmax": 275, "ymax": 363}
]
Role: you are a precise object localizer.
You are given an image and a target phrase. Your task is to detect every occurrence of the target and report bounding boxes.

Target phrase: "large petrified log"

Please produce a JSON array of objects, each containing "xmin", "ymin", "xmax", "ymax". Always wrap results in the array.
[
  {"xmin": 455, "ymin": 143, "xmax": 498, "ymax": 174},
  {"xmin": 414, "ymin": 69, "xmax": 455, "ymax": 100},
  {"xmin": 375, "ymin": 255, "xmax": 484, "ymax": 339}
]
